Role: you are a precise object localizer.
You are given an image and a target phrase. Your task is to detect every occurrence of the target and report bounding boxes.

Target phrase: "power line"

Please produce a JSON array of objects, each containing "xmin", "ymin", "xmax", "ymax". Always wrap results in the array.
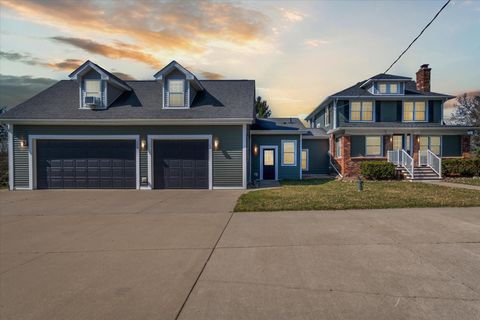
[{"xmin": 384, "ymin": 0, "xmax": 451, "ymax": 74}]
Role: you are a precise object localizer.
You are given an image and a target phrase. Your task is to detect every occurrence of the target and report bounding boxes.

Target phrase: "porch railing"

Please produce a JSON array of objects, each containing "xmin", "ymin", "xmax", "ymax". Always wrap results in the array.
[
  {"xmin": 427, "ymin": 150, "xmax": 442, "ymax": 178},
  {"xmin": 328, "ymin": 153, "xmax": 342, "ymax": 178},
  {"xmin": 387, "ymin": 149, "xmax": 414, "ymax": 178},
  {"xmin": 419, "ymin": 150, "xmax": 428, "ymax": 166},
  {"xmin": 401, "ymin": 150, "xmax": 414, "ymax": 179}
]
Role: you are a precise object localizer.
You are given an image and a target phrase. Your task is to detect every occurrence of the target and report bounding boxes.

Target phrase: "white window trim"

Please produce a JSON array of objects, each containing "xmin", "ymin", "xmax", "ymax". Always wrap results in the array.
[
  {"xmin": 164, "ymin": 79, "xmax": 187, "ymax": 109},
  {"xmin": 27, "ymin": 135, "xmax": 140, "ymax": 190},
  {"xmin": 374, "ymin": 82, "xmax": 402, "ymax": 95},
  {"xmin": 402, "ymin": 101, "xmax": 428, "ymax": 122},
  {"xmin": 259, "ymin": 145, "xmax": 278, "ymax": 180},
  {"xmin": 349, "ymin": 101, "xmax": 375, "ymax": 122},
  {"xmin": 324, "ymin": 107, "xmax": 330, "ymax": 126},
  {"xmin": 147, "ymin": 135, "xmax": 213, "ymax": 190},
  {"xmin": 281, "ymin": 139, "xmax": 297, "ymax": 167},
  {"xmin": 301, "ymin": 148, "xmax": 309, "ymax": 171},
  {"xmin": 365, "ymin": 135, "xmax": 383, "ymax": 157},
  {"xmin": 335, "ymin": 137, "xmax": 342, "ymax": 158}
]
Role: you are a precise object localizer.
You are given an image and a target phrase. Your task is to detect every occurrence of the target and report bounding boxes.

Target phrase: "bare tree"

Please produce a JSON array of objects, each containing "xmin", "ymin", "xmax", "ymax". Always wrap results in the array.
[{"xmin": 451, "ymin": 94, "xmax": 480, "ymax": 155}]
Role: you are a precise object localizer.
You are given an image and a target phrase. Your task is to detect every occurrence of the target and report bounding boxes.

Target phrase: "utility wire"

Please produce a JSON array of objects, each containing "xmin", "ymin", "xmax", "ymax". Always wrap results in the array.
[{"xmin": 384, "ymin": 0, "xmax": 451, "ymax": 74}]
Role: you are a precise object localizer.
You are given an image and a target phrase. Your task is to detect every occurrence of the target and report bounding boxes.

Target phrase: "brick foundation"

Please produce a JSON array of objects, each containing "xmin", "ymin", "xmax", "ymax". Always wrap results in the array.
[{"xmin": 461, "ymin": 135, "xmax": 471, "ymax": 158}]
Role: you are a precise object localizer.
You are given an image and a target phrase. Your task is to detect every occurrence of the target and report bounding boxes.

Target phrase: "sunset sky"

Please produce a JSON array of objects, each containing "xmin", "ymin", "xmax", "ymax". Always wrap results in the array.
[{"xmin": 0, "ymin": 0, "xmax": 479, "ymax": 118}]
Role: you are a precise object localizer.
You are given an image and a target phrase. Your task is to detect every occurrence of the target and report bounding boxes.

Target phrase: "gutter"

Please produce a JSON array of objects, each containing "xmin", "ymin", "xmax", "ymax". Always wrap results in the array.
[{"xmin": 0, "ymin": 118, "xmax": 255, "ymax": 125}]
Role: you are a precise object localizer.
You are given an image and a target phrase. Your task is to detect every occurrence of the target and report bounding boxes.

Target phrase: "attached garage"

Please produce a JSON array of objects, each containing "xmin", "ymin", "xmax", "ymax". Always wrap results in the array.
[
  {"xmin": 150, "ymin": 136, "xmax": 212, "ymax": 189},
  {"xmin": 33, "ymin": 136, "xmax": 139, "ymax": 189}
]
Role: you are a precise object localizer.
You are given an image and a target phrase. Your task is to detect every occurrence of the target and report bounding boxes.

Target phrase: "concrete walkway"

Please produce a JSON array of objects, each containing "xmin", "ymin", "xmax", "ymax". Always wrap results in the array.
[{"xmin": 418, "ymin": 180, "xmax": 480, "ymax": 191}]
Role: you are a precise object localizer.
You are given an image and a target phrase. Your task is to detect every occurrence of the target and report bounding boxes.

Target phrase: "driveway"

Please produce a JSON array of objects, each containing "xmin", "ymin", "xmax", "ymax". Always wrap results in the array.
[{"xmin": 1, "ymin": 191, "xmax": 479, "ymax": 320}]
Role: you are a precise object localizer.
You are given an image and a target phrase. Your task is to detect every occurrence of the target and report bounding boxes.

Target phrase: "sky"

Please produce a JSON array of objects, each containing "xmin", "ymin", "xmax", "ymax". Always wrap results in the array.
[{"xmin": 0, "ymin": 0, "xmax": 479, "ymax": 118}]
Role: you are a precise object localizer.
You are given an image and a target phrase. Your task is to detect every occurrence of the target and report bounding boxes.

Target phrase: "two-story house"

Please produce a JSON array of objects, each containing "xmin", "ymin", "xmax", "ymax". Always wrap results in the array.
[{"xmin": 305, "ymin": 64, "xmax": 474, "ymax": 179}]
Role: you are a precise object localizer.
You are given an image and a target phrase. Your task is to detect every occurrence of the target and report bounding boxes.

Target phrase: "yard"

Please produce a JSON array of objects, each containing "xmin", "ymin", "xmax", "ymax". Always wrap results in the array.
[{"xmin": 235, "ymin": 179, "xmax": 480, "ymax": 212}]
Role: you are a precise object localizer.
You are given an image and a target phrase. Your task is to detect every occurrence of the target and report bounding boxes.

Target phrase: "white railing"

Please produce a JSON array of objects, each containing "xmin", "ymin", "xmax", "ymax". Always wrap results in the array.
[
  {"xmin": 427, "ymin": 150, "xmax": 442, "ymax": 178},
  {"xmin": 401, "ymin": 150, "xmax": 414, "ymax": 179},
  {"xmin": 419, "ymin": 150, "xmax": 428, "ymax": 166},
  {"xmin": 387, "ymin": 150, "xmax": 400, "ymax": 165},
  {"xmin": 329, "ymin": 153, "xmax": 342, "ymax": 178}
]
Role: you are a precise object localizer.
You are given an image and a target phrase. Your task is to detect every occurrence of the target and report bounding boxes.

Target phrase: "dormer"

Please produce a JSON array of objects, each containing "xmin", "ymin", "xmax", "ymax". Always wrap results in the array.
[
  {"xmin": 360, "ymin": 75, "xmax": 411, "ymax": 96},
  {"xmin": 153, "ymin": 61, "xmax": 204, "ymax": 109},
  {"xmin": 69, "ymin": 60, "xmax": 131, "ymax": 110}
]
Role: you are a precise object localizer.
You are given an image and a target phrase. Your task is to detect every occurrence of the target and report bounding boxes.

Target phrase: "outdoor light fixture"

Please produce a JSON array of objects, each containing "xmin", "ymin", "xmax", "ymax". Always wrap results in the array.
[
  {"xmin": 253, "ymin": 144, "xmax": 259, "ymax": 156},
  {"xmin": 213, "ymin": 137, "xmax": 220, "ymax": 151},
  {"xmin": 141, "ymin": 139, "xmax": 147, "ymax": 151},
  {"xmin": 20, "ymin": 137, "xmax": 27, "ymax": 147}
]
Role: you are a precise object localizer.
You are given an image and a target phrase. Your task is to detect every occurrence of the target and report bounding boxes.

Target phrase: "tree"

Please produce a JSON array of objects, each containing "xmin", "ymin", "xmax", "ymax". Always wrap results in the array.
[
  {"xmin": 255, "ymin": 96, "xmax": 271, "ymax": 118},
  {"xmin": 451, "ymin": 94, "xmax": 480, "ymax": 156}
]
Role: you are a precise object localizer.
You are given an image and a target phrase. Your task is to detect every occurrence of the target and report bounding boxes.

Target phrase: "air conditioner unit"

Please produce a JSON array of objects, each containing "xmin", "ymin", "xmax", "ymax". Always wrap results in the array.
[{"xmin": 84, "ymin": 96, "xmax": 99, "ymax": 106}]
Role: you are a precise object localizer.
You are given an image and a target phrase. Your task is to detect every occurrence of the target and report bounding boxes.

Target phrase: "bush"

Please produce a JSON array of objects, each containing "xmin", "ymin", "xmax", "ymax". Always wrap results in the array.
[
  {"xmin": 360, "ymin": 161, "xmax": 396, "ymax": 180},
  {"xmin": 442, "ymin": 159, "xmax": 480, "ymax": 177}
]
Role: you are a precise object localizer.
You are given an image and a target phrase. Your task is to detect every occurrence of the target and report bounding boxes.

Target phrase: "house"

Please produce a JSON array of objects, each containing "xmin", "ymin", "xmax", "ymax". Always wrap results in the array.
[
  {"xmin": 305, "ymin": 64, "xmax": 474, "ymax": 179},
  {"xmin": 1, "ymin": 61, "xmax": 474, "ymax": 190}
]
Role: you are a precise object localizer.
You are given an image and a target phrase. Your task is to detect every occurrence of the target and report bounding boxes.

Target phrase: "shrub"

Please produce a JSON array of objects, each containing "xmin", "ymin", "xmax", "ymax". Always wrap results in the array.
[
  {"xmin": 442, "ymin": 159, "xmax": 480, "ymax": 177},
  {"xmin": 360, "ymin": 161, "xmax": 396, "ymax": 180}
]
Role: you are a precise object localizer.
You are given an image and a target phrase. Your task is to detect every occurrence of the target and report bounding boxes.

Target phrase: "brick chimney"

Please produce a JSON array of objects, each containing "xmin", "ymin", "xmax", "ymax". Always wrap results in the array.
[{"xmin": 416, "ymin": 64, "xmax": 431, "ymax": 92}]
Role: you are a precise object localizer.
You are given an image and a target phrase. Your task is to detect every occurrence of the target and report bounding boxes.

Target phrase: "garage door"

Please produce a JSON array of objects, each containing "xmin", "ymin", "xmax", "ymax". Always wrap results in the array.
[
  {"xmin": 153, "ymin": 140, "xmax": 208, "ymax": 189},
  {"xmin": 36, "ymin": 140, "xmax": 136, "ymax": 189}
]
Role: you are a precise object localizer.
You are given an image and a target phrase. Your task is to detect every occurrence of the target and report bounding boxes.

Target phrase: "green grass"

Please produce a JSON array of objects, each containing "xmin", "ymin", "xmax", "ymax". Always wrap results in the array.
[
  {"xmin": 234, "ymin": 179, "xmax": 480, "ymax": 212},
  {"xmin": 445, "ymin": 177, "xmax": 480, "ymax": 186}
]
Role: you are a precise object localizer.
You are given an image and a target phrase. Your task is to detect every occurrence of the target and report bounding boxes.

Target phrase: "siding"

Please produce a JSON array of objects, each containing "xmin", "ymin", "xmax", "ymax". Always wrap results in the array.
[
  {"xmin": 13, "ymin": 125, "xmax": 244, "ymax": 189},
  {"xmin": 378, "ymin": 101, "xmax": 398, "ymax": 122},
  {"xmin": 251, "ymin": 134, "xmax": 301, "ymax": 180},
  {"xmin": 442, "ymin": 135, "xmax": 462, "ymax": 157},
  {"xmin": 302, "ymin": 139, "xmax": 329, "ymax": 174}
]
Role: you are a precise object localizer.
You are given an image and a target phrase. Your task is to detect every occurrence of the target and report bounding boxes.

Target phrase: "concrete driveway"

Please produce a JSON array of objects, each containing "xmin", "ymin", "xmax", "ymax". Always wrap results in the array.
[{"xmin": 1, "ymin": 191, "xmax": 479, "ymax": 320}]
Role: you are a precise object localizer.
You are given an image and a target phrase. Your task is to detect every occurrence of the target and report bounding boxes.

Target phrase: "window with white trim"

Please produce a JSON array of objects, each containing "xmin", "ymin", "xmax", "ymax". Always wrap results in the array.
[
  {"xmin": 379, "ymin": 83, "xmax": 387, "ymax": 94},
  {"xmin": 335, "ymin": 137, "xmax": 342, "ymax": 158},
  {"xmin": 84, "ymin": 80, "xmax": 101, "ymax": 98},
  {"xmin": 365, "ymin": 136, "xmax": 382, "ymax": 156},
  {"xmin": 324, "ymin": 107, "xmax": 330, "ymax": 126},
  {"xmin": 377, "ymin": 82, "xmax": 399, "ymax": 94},
  {"xmin": 168, "ymin": 80, "xmax": 185, "ymax": 107},
  {"xmin": 301, "ymin": 149, "xmax": 309, "ymax": 171},
  {"xmin": 403, "ymin": 101, "xmax": 426, "ymax": 121},
  {"xmin": 419, "ymin": 136, "xmax": 441, "ymax": 156},
  {"xmin": 282, "ymin": 140, "xmax": 296, "ymax": 166},
  {"xmin": 350, "ymin": 101, "xmax": 373, "ymax": 122}
]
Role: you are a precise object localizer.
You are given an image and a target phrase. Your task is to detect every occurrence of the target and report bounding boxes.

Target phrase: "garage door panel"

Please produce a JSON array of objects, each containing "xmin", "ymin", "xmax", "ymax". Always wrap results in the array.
[
  {"xmin": 154, "ymin": 140, "xmax": 208, "ymax": 189},
  {"xmin": 36, "ymin": 140, "xmax": 136, "ymax": 189}
]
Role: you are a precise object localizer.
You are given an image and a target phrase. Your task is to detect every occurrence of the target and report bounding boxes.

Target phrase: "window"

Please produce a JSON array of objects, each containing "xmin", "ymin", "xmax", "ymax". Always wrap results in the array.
[
  {"xmin": 301, "ymin": 149, "xmax": 309, "ymax": 171},
  {"xmin": 263, "ymin": 150, "xmax": 274, "ymax": 166},
  {"xmin": 420, "ymin": 136, "xmax": 441, "ymax": 156},
  {"xmin": 335, "ymin": 137, "xmax": 342, "ymax": 158},
  {"xmin": 389, "ymin": 83, "xmax": 398, "ymax": 94},
  {"xmin": 403, "ymin": 101, "xmax": 426, "ymax": 121},
  {"xmin": 168, "ymin": 80, "xmax": 185, "ymax": 107},
  {"xmin": 282, "ymin": 140, "xmax": 297, "ymax": 166},
  {"xmin": 366, "ymin": 136, "xmax": 382, "ymax": 156},
  {"xmin": 379, "ymin": 83, "xmax": 387, "ymax": 94},
  {"xmin": 84, "ymin": 80, "xmax": 101, "ymax": 98},
  {"xmin": 324, "ymin": 107, "xmax": 330, "ymax": 126},
  {"xmin": 392, "ymin": 135, "xmax": 403, "ymax": 150},
  {"xmin": 350, "ymin": 101, "xmax": 373, "ymax": 122}
]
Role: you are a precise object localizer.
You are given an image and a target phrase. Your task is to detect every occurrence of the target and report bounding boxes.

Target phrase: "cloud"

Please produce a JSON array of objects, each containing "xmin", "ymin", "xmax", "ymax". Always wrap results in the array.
[
  {"xmin": 0, "ymin": 51, "xmax": 42, "ymax": 66},
  {"xmin": 198, "ymin": 71, "xmax": 224, "ymax": 80},
  {"xmin": 51, "ymin": 37, "xmax": 163, "ymax": 68},
  {"xmin": 0, "ymin": 74, "xmax": 56, "ymax": 107},
  {"xmin": 47, "ymin": 59, "xmax": 83, "ymax": 71},
  {"xmin": 305, "ymin": 39, "xmax": 331, "ymax": 47},
  {"xmin": 279, "ymin": 8, "xmax": 306, "ymax": 22},
  {"xmin": 1, "ymin": 0, "xmax": 270, "ymax": 56},
  {"xmin": 111, "ymin": 72, "xmax": 136, "ymax": 81}
]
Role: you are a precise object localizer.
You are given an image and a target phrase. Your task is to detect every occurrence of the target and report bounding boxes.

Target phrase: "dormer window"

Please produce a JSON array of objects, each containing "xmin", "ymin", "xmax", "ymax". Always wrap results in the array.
[
  {"xmin": 377, "ymin": 82, "xmax": 399, "ymax": 94},
  {"xmin": 85, "ymin": 80, "xmax": 101, "ymax": 98},
  {"xmin": 168, "ymin": 80, "xmax": 185, "ymax": 107},
  {"xmin": 379, "ymin": 83, "xmax": 387, "ymax": 94}
]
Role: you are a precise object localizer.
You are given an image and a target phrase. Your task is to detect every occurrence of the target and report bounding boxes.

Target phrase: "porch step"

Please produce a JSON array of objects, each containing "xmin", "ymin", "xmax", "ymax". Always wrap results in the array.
[{"xmin": 396, "ymin": 166, "xmax": 442, "ymax": 180}]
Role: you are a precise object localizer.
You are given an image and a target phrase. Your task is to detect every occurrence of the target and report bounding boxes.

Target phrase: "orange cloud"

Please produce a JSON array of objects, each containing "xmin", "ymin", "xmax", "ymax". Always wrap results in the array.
[
  {"xmin": 47, "ymin": 59, "xmax": 83, "ymax": 71},
  {"xmin": 51, "ymin": 37, "xmax": 163, "ymax": 68},
  {"xmin": 198, "ymin": 71, "xmax": 224, "ymax": 80},
  {"xmin": 111, "ymin": 72, "xmax": 136, "ymax": 81},
  {"xmin": 1, "ymin": 0, "xmax": 269, "ymax": 55}
]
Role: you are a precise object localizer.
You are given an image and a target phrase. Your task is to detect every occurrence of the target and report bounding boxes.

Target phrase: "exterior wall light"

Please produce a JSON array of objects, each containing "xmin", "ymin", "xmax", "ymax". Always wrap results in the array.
[
  {"xmin": 141, "ymin": 139, "xmax": 147, "ymax": 151},
  {"xmin": 253, "ymin": 144, "xmax": 259, "ymax": 156},
  {"xmin": 20, "ymin": 137, "xmax": 27, "ymax": 147},
  {"xmin": 213, "ymin": 137, "xmax": 220, "ymax": 151}
]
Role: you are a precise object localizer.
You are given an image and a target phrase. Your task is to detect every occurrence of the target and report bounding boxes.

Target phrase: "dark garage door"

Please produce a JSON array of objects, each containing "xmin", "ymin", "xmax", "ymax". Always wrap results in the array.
[
  {"xmin": 154, "ymin": 140, "xmax": 208, "ymax": 189},
  {"xmin": 36, "ymin": 140, "xmax": 136, "ymax": 189}
]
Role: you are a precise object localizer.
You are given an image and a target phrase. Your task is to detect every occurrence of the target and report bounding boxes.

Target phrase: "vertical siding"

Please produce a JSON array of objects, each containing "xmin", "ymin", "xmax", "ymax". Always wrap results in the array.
[{"xmin": 12, "ymin": 125, "xmax": 244, "ymax": 189}]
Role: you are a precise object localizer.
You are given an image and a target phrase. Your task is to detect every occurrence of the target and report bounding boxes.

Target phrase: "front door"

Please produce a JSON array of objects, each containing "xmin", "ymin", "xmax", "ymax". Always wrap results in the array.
[
  {"xmin": 262, "ymin": 148, "xmax": 276, "ymax": 180},
  {"xmin": 392, "ymin": 135, "xmax": 403, "ymax": 150}
]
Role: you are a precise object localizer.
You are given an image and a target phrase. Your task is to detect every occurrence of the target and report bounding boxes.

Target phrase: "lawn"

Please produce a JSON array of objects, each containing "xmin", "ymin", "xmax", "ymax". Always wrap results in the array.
[
  {"xmin": 235, "ymin": 179, "xmax": 480, "ymax": 212},
  {"xmin": 445, "ymin": 177, "xmax": 480, "ymax": 186}
]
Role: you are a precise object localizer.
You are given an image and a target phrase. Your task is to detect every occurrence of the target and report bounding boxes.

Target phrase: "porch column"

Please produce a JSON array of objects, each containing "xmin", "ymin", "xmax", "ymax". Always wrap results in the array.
[
  {"xmin": 461, "ymin": 135, "xmax": 471, "ymax": 158},
  {"xmin": 384, "ymin": 135, "xmax": 393, "ymax": 155},
  {"xmin": 341, "ymin": 135, "xmax": 351, "ymax": 176},
  {"xmin": 413, "ymin": 135, "xmax": 420, "ymax": 165}
]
